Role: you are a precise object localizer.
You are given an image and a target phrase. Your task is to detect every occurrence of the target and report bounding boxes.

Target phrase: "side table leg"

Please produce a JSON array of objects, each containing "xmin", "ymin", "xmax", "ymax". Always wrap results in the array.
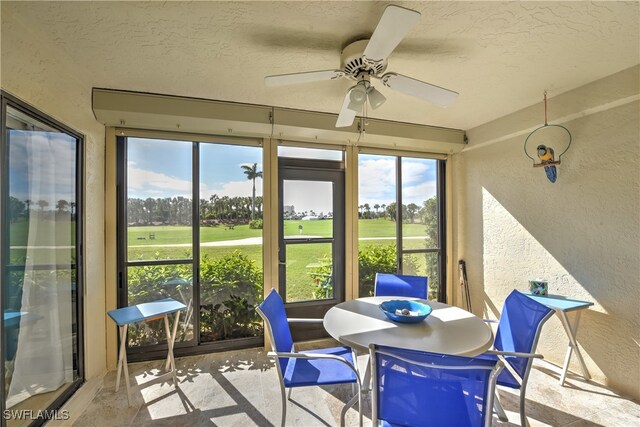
[
  {"xmin": 165, "ymin": 311, "xmax": 181, "ymax": 372},
  {"xmin": 558, "ymin": 310, "xmax": 591, "ymax": 386},
  {"xmin": 163, "ymin": 311, "xmax": 180, "ymax": 386},
  {"xmin": 115, "ymin": 324, "xmax": 132, "ymax": 405}
]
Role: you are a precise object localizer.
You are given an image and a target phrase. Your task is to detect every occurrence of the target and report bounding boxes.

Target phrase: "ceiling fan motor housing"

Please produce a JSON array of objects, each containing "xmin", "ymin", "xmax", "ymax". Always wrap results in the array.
[{"xmin": 341, "ymin": 39, "xmax": 387, "ymax": 79}]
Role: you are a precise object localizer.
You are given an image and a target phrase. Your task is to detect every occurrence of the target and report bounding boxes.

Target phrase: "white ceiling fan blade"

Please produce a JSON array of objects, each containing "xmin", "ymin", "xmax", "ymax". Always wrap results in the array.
[
  {"xmin": 382, "ymin": 73, "xmax": 459, "ymax": 107},
  {"xmin": 336, "ymin": 90, "xmax": 357, "ymax": 127},
  {"xmin": 264, "ymin": 69, "xmax": 344, "ymax": 87},
  {"xmin": 363, "ymin": 5, "xmax": 421, "ymax": 63}
]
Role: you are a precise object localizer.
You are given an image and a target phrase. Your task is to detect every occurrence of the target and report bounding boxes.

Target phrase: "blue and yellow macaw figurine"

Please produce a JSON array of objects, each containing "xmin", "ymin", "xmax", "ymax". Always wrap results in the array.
[{"xmin": 537, "ymin": 144, "xmax": 557, "ymax": 183}]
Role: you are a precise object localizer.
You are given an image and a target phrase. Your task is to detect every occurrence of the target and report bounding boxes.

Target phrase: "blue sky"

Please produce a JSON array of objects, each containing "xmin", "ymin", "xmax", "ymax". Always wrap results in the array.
[
  {"xmin": 9, "ymin": 130, "xmax": 77, "ymax": 205},
  {"xmin": 358, "ymin": 154, "xmax": 437, "ymax": 208},
  {"xmin": 127, "ymin": 138, "xmax": 262, "ymax": 200},
  {"xmin": 127, "ymin": 138, "xmax": 437, "ymax": 212}
]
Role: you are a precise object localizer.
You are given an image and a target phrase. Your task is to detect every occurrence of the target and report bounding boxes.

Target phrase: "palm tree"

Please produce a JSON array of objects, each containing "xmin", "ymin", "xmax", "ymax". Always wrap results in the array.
[
  {"xmin": 241, "ymin": 163, "xmax": 263, "ymax": 221},
  {"xmin": 37, "ymin": 199, "xmax": 49, "ymax": 211}
]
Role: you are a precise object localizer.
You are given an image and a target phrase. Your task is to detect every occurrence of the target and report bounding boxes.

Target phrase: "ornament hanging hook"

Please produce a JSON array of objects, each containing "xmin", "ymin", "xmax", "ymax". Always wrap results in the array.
[
  {"xmin": 543, "ymin": 90, "xmax": 548, "ymax": 126},
  {"xmin": 524, "ymin": 90, "xmax": 572, "ymax": 164}
]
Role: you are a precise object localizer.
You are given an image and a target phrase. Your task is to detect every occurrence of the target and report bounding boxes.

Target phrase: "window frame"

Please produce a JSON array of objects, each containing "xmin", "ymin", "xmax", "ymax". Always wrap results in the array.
[
  {"xmin": 0, "ymin": 90, "xmax": 85, "ymax": 427},
  {"xmin": 115, "ymin": 131, "xmax": 266, "ymax": 361},
  {"xmin": 357, "ymin": 150, "xmax": 447, "ymax": 302}
]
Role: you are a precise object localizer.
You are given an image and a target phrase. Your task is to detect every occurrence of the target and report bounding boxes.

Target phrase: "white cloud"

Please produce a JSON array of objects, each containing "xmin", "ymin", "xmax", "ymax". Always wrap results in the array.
[
  {"xmin": 127, "ymin": 162, "xmax": 266, "ymax": 199},
  {"xmin": 401, "ymin": 161, "xmax": 430, "ymax": 185},
  {"xmin": 358, "ymin": 158, "xmax": 435, "ymax": 206},
  {"xmin": 402, "ymin": 181, "xmax": 437, "ymax": 204},
  {"xmin": 358, "ymin": 158, "xmax": 396, "ymax": 204},
  {"xmin": 9, "ymin": 131, "xmax": 77, "ymax": 205},
  {"xmin": 201, "ymin": 179, "xmax": 263, "ymax": 200},
  {"xmin": 128, "ymin": 166, "xmax": 194, "ymax": 194},
  {"xmin": 282, "ymin": 181, "xmax": 332, "ymax": 213}
]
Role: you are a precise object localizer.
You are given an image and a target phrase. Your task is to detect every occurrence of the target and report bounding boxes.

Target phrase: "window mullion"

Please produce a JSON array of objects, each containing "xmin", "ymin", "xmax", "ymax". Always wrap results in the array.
[
  {"xmin": 192, "ymin": 141, "xmax": 201, "ymax": 345},
  {"xmin": 396, "ymin": 156, "xmax": 402, "ymax": 273}
]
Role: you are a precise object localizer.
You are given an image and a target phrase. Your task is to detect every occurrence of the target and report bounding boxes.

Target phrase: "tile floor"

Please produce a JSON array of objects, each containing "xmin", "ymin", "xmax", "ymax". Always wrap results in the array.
[{"xmin": 71, "ymin": 341, "xmax": 639, "ymax": 427}]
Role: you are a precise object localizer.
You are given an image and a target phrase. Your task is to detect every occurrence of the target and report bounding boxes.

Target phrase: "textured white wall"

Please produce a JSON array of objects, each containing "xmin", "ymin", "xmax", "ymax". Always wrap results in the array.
[
  {"xmin": 1, "ymin": 8, "xmax": 107, "ymax": 380},
  {"xmin": 453, "ymin": 66, "xmax": 640, "ymax": 399}
]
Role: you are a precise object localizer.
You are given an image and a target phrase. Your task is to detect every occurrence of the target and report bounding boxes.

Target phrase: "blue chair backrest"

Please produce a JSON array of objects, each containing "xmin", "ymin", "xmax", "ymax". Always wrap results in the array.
[
  {"xmin": 372, "ymin": 345, "xmax": 498, "ymax": 427},
  {"xmin": 374, "ymin": 273, "xmax": 428, "ymax": 299},
  {"xmin": 257, "ymin": 289, "xmax": 293, "ymax": 373},
  {"xmin": 494, "ymin": 290, "xmax": 554, "ymax": 381}
]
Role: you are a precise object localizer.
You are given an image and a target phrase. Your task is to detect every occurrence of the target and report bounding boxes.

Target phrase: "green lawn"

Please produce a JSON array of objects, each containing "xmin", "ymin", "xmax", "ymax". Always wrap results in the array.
[
  {"xmin": 8, "ymin": 218, "xmax": 75, "ymax": 246},
  {"xmin": 8, "ymin": 218, "xmax": 435, "ymax": 302},
  {"xmin": 126, "ymin": 218, "xmax": 437, "ymax": 302},
  {"xmin": 8, "ymin": 218, "xmax": 76, "ymax": 264},
  {"xmin": 127, "ymin": 218, "xmax": 428, "ymax": 246}
]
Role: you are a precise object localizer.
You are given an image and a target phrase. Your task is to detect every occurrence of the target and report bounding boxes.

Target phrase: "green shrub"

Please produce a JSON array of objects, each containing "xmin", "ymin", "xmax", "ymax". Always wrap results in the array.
[
  {"xmin": 249, "ymin": 219, "xmax": 263, "ymax": 229},
  {"xmin": 358, "ymin": 244, "xmax": 420, "ymax": 297},
  {"xmin": 358, "ymin": 244, "xmax": 399, "ymax": 297},
  {"xmin": 309, "ymin": 244, "xmax": 420, "ymax": 298},
  {"xmin": 309, "ymin": 255, "xmax": 333, "ymax": 299},
  {"xmin": 126, "ymin": 250, "xmax": 263, "ymax": 346},
  {"xmin": 199, "ymin": 251, "xmax": 263, "ymax": 341}
]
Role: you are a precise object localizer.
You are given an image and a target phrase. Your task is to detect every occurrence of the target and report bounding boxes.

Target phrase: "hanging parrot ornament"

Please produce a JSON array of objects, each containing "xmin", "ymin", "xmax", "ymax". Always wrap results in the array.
[{"xmin": 537, "ymin": 144, "xmax": 557, "ymax": 183}]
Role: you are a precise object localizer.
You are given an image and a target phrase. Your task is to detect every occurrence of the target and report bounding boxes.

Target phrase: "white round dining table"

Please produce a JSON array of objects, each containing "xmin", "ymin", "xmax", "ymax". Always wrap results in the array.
[{"xmin": 323, "ymin": 296, "xmax": 493, "ymax": 356}]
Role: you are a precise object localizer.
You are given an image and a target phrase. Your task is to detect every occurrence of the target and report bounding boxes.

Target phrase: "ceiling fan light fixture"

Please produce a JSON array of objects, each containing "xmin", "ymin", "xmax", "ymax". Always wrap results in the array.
[
  {"xmin": 368, "ymin": 87, "xmax": 386, "ymax": 109},
  {"xmin": 347, "ymin": 85, "xmax": 367, "ymax": 112},
  {"xmin": 264, "ymin": 5, "xmax": 459, "ymax": 128}
]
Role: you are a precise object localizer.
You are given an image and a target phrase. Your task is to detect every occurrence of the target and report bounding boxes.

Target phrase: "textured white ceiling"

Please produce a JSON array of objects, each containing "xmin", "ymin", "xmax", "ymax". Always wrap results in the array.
[{"xmin": 3, "ymin": 1, "xmax": 639, "ymax": 130}]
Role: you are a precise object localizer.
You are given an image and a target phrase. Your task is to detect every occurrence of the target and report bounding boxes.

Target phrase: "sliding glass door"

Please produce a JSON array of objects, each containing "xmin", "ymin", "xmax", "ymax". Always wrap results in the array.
[
  {"xmin": 117, "ymin": 135, "xmax": 263, "ymax": 359},
  {"xmin": 1, "ymin": 93, "xmax": 83, "ymax": 427}
]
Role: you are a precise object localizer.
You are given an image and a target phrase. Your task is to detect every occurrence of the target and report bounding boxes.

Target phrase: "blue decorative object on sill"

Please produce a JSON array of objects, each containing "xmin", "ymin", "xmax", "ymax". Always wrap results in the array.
[{"xmin": 379, "ymin": 300, "xmax": 432, "ymax": 324}]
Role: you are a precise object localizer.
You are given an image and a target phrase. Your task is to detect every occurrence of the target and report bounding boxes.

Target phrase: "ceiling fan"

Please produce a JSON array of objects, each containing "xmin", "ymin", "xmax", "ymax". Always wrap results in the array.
[{"xmin": 264, "ymin": 5, "xmax": 459, "ymax": 128}]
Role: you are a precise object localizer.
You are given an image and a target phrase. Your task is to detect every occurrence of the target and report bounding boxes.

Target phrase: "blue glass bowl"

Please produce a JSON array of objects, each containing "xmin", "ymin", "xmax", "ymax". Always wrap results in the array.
[{"xmin": 379, "ymin": 300, "xmax": 432, "ymax": 324}]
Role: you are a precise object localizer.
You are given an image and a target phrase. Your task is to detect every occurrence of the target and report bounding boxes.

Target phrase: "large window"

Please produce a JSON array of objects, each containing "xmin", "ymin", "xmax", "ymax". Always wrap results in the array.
[
  {"xmin": 1, "ymin": 93, "xmax": 84, "ymax": 427},
  {"xmin": 118, "ymin": 135, "xmax": 263, "ymax": 358},
  {"xmin": 123, "ymin": 138, "xmax": 195, "ymax": 349},
  {"xmin": 358, "ymin": 153, "xmax": 445, "ymax": 301}
]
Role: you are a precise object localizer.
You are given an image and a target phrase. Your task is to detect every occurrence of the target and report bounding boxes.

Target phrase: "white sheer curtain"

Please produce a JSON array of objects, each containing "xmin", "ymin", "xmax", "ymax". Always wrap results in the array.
[{"xmin": 6, "ymin": 130, "xmax": 74, "ymax": 408}]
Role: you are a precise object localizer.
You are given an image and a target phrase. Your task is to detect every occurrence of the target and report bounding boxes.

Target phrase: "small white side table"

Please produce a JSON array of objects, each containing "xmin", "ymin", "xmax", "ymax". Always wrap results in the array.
[
  {"xmin": 107, "ymin": 298, "xmax": 186, "ymax": 405},
  {"xmin": 525, "ymin": 293, "xmax": 593, "ymax": 385}
]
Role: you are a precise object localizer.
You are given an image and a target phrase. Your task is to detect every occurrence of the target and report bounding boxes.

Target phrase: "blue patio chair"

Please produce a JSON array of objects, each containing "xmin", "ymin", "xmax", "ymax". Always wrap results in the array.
[
  {"xmin": 374, "ymin": 273, "xmax": 428, "ymax": 299},
  {"xmin": 256, "ymin": 289, "xmax": 362, "ymax": 427},
  {"xmin": 370, "ymin": 344, "xmax": 503, "ymax": 427},
  {"xmin": 476, "ymin": 290, "xmax": 554, "ymax": 426}
]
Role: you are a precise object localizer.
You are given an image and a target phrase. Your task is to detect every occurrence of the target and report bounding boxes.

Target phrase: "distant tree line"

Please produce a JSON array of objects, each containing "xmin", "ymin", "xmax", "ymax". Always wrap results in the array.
[
  {"xmin": 359, "ymin": 198, "xmax": 437, "ymax": 224},
  {"xmin": 126, "ymin": 195, "xmax": 264, "ymax": 226},
  {"xmin": 8, "ymin": 196, "xmax": 77, "ymax": 222},
  {"xmin": 128, "ymin": 163, "xmax": 265, "ymax": 226}
]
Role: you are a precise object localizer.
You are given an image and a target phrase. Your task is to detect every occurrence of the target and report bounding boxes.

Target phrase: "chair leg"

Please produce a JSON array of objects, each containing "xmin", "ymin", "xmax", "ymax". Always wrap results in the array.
[
  {"xmin": 341, "ymin": 391, "xmax": 360, "ymax": 427},
  {"xmin": 279, "ymin": 381, "xmax": 287, "ymax": 427},
  {"xmin": 358, "ymin": 385, "xmax": 363, "ymax": 427},
  {"xmin": 494, "ymin": 391, "xmax": 508, "ymax": 422},
  {"xmin": 287, "ymin": 386, "xmax": 293, "ymax": 400},
  {"xmin": 520, "ymin": 389, "xmax": 528, "ymax": 427}
]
